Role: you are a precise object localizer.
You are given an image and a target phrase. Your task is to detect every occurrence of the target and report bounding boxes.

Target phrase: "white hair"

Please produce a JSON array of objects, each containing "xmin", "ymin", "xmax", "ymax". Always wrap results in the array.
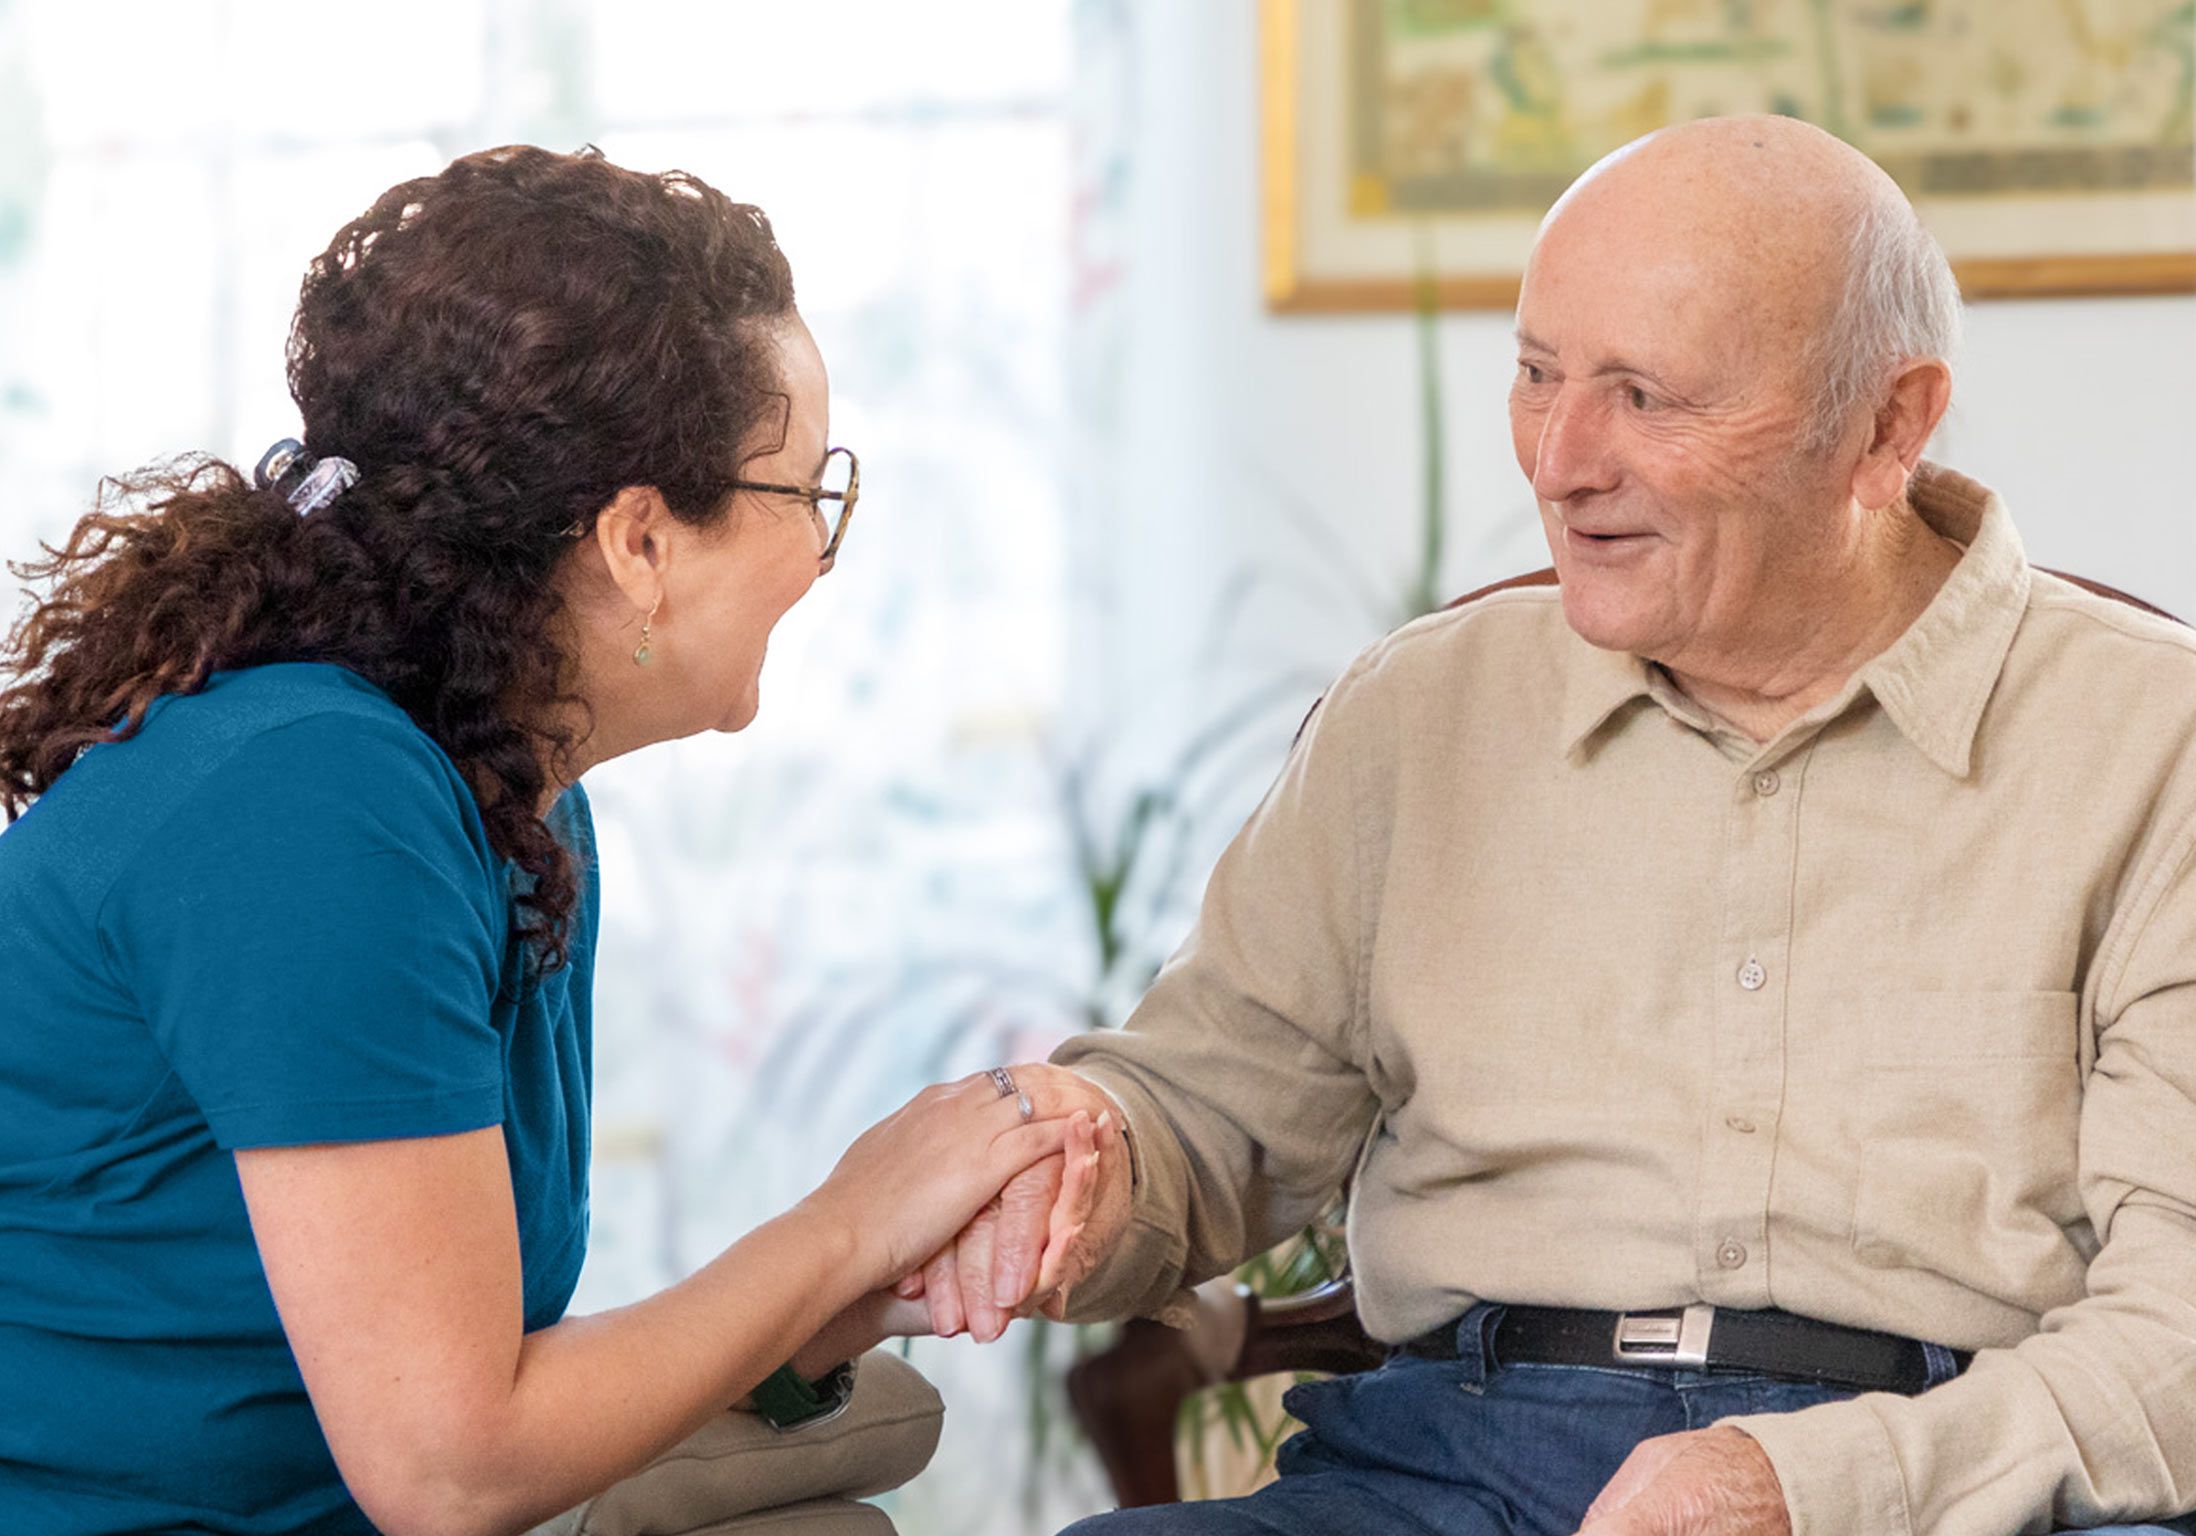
[{"xmin": 1803, "ymin": 194, "xmax": 1964, "ymax": 454}]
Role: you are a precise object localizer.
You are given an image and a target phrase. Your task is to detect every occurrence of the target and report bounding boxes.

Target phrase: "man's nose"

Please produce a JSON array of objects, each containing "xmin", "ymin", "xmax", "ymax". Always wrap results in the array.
[{"xmin": 1530, "ymin": 386, "xmax": 1617, "ymax": 506}]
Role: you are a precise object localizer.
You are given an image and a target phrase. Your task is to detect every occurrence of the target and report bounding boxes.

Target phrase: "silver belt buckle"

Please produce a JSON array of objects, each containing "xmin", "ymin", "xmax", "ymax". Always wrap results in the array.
[{"xmin": 1612, "ymin": 1303, "xmax": 1716, "ymax": 1368}]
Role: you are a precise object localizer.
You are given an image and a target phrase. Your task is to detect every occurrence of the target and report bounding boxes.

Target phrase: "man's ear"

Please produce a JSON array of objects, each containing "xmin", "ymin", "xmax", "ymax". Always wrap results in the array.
[
  {"xmin": 590, "ymin": 486, "xmax": 669, "ymax": 613},
  {"xmin": 1852, "ymin": 358, "xmax": 1952, "ymax": 512}
]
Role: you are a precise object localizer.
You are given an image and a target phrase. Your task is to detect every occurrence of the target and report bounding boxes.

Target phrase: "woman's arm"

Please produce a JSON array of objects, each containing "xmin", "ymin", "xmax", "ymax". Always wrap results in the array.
[{"xmin": 237, "ymin": 1080, "xmax": 1088, "ymax": 1536}]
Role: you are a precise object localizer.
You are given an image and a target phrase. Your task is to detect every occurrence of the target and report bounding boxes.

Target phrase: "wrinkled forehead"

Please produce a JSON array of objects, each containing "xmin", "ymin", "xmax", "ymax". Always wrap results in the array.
[{"xmin": 1519, "ymin": 172, "xmax": 1844, "ymax": 386}]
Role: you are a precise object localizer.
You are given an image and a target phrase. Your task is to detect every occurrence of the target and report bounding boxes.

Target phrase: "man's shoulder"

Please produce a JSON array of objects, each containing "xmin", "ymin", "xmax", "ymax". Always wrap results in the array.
[
  {"xmin": 1346, "ymin": 578, "xmax": 1572, "ymax": 693},
  {"xmin": 1995, "ymin": 573, "xmax": 2196, "ymax": 809},
  {"xmin": 2017, "ymin": 570, "xmax": 2196, "ymax": 692},
  {"xmin": 1301, "ymin": 579, "xmax": 1579, "ymax": 762}
]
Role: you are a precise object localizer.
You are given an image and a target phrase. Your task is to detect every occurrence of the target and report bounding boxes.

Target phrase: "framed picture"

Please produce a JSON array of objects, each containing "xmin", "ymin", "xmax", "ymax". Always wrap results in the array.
[{"xmin": 1262, "ymin": 0, "xmax": 2196, "ymax": 311}]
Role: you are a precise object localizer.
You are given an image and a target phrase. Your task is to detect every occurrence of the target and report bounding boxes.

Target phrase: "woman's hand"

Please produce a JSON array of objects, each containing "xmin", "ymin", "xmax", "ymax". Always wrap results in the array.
[
  {"xmin": 795, "ymin": 1073, "xmax": 1096, "ymax": 1295},
  {"xmin": 894, "ymin": 1064, "xmax": 1133, "ymax": 1340}
]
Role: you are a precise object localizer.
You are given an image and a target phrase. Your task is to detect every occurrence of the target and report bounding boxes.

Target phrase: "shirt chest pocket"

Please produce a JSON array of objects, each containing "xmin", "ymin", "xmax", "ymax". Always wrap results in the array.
[{"xmin": 1849, "ymin": 990, "xmax": 2091, "ymax": 1308}]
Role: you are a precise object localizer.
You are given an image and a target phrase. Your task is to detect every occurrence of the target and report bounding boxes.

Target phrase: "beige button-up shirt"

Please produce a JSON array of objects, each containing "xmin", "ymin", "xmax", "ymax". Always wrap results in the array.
[{"xmin": 1053, "ymin": 464, "xmax": 2196, "ymax": 1536}]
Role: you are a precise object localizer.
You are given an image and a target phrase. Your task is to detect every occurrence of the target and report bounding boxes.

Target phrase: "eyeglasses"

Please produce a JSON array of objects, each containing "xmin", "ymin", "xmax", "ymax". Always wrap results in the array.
[
  {"xmin": 732, "ymin": 445, "xmax": 860, "ymax": 566},
  {"xmin": 558, "ymin": 445, "xmax": 861, "ymax": 565}
]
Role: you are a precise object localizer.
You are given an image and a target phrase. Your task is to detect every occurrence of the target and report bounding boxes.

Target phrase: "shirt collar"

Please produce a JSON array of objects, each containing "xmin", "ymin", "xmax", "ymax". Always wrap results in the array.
[
  {"xmin": 1850, "ymin": 461, "xmax": 2030, "ymax": 778},
  {"xmin": 1560, "ymin": 630, "xmax": 1659, "ymax": 756},
  {"xmin": 1559, "ymin": 461, "xmax": 2031, "ymax": 777}
]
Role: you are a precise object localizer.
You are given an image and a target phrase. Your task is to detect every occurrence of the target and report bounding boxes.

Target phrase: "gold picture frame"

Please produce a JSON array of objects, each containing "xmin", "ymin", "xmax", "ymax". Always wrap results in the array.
[{"xmin": 1263, "ymin": 0, "xmax": 2196, "ymax": 312}]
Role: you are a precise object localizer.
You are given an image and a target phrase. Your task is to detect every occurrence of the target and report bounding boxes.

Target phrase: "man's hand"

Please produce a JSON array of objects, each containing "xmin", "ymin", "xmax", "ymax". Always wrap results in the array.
[
  {"xmin": 1573, "ymin": 1427, "xmax": 1790, "ymax": 1536},
  {"xmin": 904, "ymin": 1161, "xmax": 1047, "ymax": 1342},
  {"xmin": 896, "ymin": 1063, "xmax": 1135, "ymax": 1341}
]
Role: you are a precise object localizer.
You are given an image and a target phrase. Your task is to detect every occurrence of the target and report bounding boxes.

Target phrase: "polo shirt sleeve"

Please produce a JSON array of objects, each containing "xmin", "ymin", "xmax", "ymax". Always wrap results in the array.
[
  {"xmin": 1728, "ymin": 812, "xmax": 2196, "ymax": 1536},
  {"xmin": 98, "ymin": 711, "xmax": 508, "ymax": 1150}
]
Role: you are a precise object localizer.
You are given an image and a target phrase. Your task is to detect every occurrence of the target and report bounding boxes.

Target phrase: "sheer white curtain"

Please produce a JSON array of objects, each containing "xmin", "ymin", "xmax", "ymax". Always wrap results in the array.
[{"xmin": 0, "ymin": 3, "xmax": 1117, "ymax": 1529}]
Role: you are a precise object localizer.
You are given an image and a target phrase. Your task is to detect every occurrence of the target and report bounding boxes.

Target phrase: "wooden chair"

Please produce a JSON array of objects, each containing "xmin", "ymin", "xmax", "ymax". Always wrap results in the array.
[
  {"xmin": 1065, "ymin": 1273, "xmax": 1384, "ymax": 1508},
  {"xmin": 1063, "ymin": 564, "xmax": 2183, "ymax": 1509}
]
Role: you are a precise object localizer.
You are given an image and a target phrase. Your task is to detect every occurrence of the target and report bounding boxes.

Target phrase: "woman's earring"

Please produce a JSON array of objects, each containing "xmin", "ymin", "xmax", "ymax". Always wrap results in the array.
[{"xmin": 634, "ymin": 599, "xmax": 661, "ymax": 667}]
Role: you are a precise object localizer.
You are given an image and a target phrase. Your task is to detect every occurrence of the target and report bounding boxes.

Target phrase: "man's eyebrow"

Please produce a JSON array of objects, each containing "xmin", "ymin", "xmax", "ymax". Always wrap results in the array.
[
  {"xmin": 1514, "ymin": 329, "xmax": 1694, "ymax": 399},
  {"xmin": 1592, "ymin": 355, "xmax": 1682, "ymax": 393}
]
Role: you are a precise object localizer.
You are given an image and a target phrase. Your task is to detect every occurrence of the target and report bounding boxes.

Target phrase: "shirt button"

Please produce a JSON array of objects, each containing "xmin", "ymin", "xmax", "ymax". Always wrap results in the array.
[
  {"xmin": 1725, "ymin": 1115, "xmax": 1757, "ymax": 1134},
  {"xmin": 1737, "ymin": 957, "xmax": 1767, "ymax": 991},
  {"xmin": 1717, "ymin": 1240, "xmax": 1748, "ymax": 1269},
  {"xmin": 1752, "ymin": 769, "xmax": 1781, "ymax": 797}
]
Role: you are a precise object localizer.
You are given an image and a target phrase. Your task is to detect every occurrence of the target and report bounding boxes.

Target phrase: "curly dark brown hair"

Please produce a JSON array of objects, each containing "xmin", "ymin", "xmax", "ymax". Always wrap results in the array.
[{"xmin": 0, "ymin": 145, "xmax": 797, "ymax": 969}]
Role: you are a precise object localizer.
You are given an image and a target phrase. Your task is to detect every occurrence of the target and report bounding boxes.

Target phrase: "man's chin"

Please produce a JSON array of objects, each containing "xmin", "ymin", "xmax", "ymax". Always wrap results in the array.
[{"xmin": 1557, "ymin": 577, "xmax": 1661, "ymax": 656}]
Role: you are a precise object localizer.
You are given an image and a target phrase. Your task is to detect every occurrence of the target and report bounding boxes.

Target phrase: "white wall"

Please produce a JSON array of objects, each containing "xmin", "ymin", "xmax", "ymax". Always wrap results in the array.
[{"xmin": 1079, "ymin": 0, "xmax": 2196, "ymax": 752}]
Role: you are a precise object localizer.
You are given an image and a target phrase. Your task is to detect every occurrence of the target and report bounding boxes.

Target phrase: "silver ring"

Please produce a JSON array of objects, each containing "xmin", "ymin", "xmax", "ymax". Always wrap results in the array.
[{"xmin": 987, "ymin": 1067, "xmax": 1034, "ymax": 1124}]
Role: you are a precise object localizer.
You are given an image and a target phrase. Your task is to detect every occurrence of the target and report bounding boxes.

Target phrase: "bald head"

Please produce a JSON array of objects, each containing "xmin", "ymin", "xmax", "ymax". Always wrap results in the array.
[
  {"xmin": 1530, "ymin": 114, "xmax": 1960, "ymax": 451},
  {"xmin": 1545, "ymin": 114, "xmax": 1905, "ymax": 259}
]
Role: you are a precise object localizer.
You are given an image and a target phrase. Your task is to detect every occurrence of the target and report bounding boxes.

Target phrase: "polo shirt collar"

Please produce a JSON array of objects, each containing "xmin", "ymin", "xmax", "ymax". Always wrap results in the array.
[{"xmin": 1559, "ymin": 461, "xmax": 2030, "ymax": 777}]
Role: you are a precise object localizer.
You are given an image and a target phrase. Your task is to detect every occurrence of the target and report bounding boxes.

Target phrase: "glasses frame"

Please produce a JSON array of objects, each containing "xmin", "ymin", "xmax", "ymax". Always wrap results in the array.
[
  {"xmin": 558, "ymin": 446, "xmax": 860, "ymax": 563},
  {"xmin": 731, "ymin": 445, "xmax": 860, "ymax": 564}
]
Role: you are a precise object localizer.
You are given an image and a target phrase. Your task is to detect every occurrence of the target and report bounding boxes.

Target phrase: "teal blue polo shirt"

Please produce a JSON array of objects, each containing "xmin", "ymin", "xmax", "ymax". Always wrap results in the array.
[{"xmin": 0, "ymin": 662, "xmax": 597, "ymax": 1534}]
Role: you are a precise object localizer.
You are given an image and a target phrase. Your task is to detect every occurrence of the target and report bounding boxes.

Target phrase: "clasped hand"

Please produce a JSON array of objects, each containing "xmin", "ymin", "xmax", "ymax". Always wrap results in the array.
[
  {"xmin": 788, "ymin": 1065, "xmax": 1121, "ymax": 1377},
  {"xmin": 894, "ymin": 1063, "xmax": 1136, "ymax": 1344}
]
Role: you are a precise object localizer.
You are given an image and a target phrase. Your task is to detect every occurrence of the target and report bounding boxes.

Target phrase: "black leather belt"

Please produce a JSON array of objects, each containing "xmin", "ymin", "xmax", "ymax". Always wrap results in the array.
[{"xmin": 1403, "ymin": 1304, "xmax": 1972, "ymax": 1395}]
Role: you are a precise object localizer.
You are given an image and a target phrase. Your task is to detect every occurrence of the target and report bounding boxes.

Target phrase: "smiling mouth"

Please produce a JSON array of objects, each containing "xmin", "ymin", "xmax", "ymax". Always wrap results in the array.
[{"xmin": 1561, "ymin": 525, "xmax": 1658, "ymax": 563}]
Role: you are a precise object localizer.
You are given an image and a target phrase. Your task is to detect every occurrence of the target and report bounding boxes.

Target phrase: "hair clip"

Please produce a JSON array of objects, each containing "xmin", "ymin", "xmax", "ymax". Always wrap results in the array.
[{"xmin": 254, "ymin": 437, "xmax": 359, "ymax": 515}]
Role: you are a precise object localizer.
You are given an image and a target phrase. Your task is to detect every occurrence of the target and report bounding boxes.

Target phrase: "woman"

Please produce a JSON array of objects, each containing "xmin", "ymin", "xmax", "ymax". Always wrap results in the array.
[{"xmin": 0, "ymin": 145, "xmax": 1100, "ymax": 1536}]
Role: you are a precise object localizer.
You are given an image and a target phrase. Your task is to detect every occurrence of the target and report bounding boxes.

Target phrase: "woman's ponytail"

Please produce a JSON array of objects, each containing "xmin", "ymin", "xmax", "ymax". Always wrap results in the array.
[{"xmin": 1, "ymin": 456, "xmax": 308, "ymax": 802}]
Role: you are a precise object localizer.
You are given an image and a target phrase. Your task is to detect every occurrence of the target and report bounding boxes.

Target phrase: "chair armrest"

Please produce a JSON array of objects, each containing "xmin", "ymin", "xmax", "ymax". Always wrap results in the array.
[
  {"xmin": 1235, "ymin": 1278, "xmax": 1387, "ymax": 1381},
  {"xmin": 1064, "ymin": 1276, "xmax": 1386, "ymax": 1507}
]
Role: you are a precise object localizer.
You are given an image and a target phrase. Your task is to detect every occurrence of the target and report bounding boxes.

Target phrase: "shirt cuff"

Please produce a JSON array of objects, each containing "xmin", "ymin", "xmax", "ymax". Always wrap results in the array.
[
  {"xmin": 1056, "ymin": 1212, "xmax": 1199, "ymax": 1330},
  {"xmin": 1065, "ymin": 1067, "xmax": 1142, "ymax": 1192},
  {"xmin": 1723, "ymin": 1398, "xmax": 1912, "ymax": 1536},
  {"xmin": 1050, "ymin": 1065, "xmax": 1194, "ymax": 1323}
]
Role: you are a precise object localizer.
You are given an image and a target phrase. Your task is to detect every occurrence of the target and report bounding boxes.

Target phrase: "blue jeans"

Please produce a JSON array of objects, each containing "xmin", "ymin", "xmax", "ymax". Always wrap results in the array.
[{"xmin": 1062, "ymin": 1303, "xmax": 2196, "ymax": 1536}]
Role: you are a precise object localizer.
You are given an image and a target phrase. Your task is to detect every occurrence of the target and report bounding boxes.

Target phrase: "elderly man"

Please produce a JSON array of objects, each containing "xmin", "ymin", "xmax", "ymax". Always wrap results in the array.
[{"xmin": 918, "ymin": 116, "xmax": 2196, "ymax": 1535}]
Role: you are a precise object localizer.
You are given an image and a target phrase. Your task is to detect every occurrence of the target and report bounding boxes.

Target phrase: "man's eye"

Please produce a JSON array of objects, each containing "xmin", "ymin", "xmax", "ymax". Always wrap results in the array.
[
  {"xmin": 1518, "ymin": 361, "xmax": 1545, "ymax": 385},
  {"xmin": 1625, "ymin": 384, "xmax": 1657, "ymax": 411}
]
